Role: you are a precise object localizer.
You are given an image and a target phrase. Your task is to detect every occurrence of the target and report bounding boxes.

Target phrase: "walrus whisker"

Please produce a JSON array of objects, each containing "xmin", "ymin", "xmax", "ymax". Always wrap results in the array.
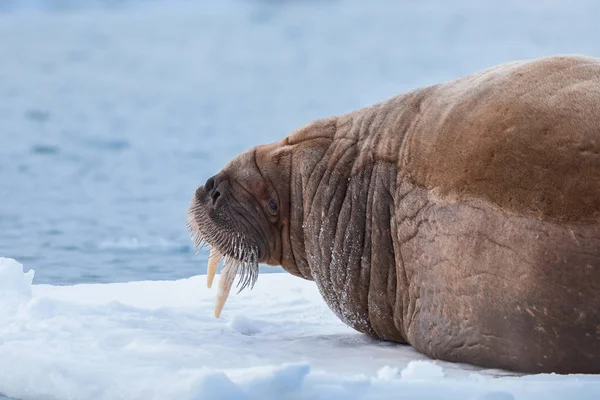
[
  {"xmin": 187, "ymin": 197, "xmax": 262, "ymax": 316},
  {"xmin": 236, "ymin": 261, "xmax": 251, "ymax": 292},
  {"xmin": 237, "ymin": 263, "xmax": 259, "ymax": 292},
  {"xmin": 236, "ymin": 247, "xmax": 259, "ymax": 293}
]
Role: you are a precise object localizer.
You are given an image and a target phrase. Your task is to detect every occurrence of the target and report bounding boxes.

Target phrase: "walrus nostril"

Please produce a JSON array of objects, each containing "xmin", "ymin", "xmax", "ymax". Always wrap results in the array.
[
  {"xmin": 204, "ymin": 175, "xmax": 222, "ymax": 205},
  {"xmin": 211, "ymin": 189, "xmax": 221, "ymax": 204},
  {"xmin": 205, "ymin": 177, "xmax": 215, "ymax": 191}
]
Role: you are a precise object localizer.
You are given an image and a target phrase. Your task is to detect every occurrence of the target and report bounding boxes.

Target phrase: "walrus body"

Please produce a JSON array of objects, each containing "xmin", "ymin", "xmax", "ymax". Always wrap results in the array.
[{"xmin": 188, "ymin": 55, "xmax": 600, "ymax": 374}]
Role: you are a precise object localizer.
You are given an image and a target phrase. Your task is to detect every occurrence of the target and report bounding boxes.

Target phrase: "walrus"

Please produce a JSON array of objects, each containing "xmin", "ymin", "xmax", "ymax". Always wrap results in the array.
[{"xmin": 187, "ymin": 55, "xmax": 600, "ymax": 374}]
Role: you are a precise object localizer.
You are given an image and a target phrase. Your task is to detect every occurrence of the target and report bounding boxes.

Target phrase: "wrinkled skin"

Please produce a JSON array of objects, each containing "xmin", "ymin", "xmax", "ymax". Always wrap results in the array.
[{"xmin": 188, "ymin": 55, "xmax": 600, "ymax": 374}]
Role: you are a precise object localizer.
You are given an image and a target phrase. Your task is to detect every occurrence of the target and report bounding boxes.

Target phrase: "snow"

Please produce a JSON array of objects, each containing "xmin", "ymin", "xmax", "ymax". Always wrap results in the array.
[
  {"xmin": 400, "ymin": 360, "xmax": 446, "ymax": 380},
  {"xmin": 0, "ymin": 258, "xmax": 599, "ymax": 400}
]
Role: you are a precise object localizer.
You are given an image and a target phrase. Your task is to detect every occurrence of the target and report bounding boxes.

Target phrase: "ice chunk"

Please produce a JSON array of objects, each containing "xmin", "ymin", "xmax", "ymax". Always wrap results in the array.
[{"xmin": 0, "ymin": 257, "xmax": 35, "ymax": 298}]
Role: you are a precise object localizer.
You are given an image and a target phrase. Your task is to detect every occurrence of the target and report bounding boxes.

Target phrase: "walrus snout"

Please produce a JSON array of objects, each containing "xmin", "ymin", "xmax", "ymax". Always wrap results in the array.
[{"xmin": 187, "ymin": 180, "xmax": 263, "ymax": 317}]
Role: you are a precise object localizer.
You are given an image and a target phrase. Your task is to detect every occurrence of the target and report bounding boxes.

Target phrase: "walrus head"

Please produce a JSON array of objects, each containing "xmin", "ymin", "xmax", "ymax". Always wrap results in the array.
[{"xmin": 187, "ymin": 142, "xmax": 297, "ymax": 317}]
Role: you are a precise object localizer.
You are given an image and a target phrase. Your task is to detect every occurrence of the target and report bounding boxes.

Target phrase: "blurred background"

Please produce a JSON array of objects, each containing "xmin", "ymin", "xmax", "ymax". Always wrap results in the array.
[{"xmin": 0, "ymin": 0, "xmax": 599, "ymax": 285}]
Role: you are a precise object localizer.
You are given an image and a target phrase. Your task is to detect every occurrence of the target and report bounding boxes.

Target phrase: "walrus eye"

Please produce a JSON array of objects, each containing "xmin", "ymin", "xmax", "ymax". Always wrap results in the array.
[{"xmin": 267, "ymin": 198, "xmax": 278, "ymax": 215}]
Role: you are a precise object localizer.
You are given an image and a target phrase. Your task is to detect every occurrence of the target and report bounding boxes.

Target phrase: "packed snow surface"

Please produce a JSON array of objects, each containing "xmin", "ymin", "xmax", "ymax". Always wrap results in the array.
[{"xmin": 0, "ymin": 258, "xmax": 599, "ymax": 400}]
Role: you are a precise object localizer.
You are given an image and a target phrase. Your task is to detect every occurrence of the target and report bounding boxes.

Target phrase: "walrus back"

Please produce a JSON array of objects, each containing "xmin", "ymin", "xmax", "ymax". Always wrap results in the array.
[{"xmin": 405, "ymin": 54, "xmax": 600, "ymax": 223}]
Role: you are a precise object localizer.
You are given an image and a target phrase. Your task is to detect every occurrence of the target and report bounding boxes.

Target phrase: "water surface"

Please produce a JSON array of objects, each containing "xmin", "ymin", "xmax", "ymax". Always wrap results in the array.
[{"xmin": 1, "ymin": 0, "xmax": 599, "ymax": 284}]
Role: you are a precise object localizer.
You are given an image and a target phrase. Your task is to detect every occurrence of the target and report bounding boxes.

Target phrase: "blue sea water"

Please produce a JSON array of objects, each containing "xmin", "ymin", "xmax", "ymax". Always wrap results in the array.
[{"xmin": 0, "ymin": 0, "xmax": 599, "ymax": 285}]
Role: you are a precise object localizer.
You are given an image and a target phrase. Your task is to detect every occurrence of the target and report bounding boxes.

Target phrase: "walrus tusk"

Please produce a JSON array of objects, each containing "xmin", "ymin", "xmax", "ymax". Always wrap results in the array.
[
  {"xmin": 207, "ymin": 247, "xmax": 223, "ymax": 288},
  {"xmin": 214, "ymin": 258, "xmax": 238, "ymax": 318}
]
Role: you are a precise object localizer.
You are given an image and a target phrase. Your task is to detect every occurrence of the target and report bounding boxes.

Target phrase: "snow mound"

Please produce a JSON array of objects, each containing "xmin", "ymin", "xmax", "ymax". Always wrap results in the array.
[
  {"xmin": 473, "ymin": 391, "xmax": 515, "ymax": 400},
  {"xmin": 227, "ymin": 314, "xmax": 263, "ymax": 336},
  {"xmin": 376, "ymin": 365, "xmax": 399, "ymax": 381},
  {"xmin": 236, "ymin": 363, "xmax": 311, "ymax": 397},
  {"xmin": 190, "ymin": 371, "xmax": 247, "ymax": 400},
  {"xmin": 0, "ymin": 257, "xmax": 599, "ymax": 400},
  {"xmin": 401, "ymin": 360, "xmax": 446, "ymax": 380}
]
